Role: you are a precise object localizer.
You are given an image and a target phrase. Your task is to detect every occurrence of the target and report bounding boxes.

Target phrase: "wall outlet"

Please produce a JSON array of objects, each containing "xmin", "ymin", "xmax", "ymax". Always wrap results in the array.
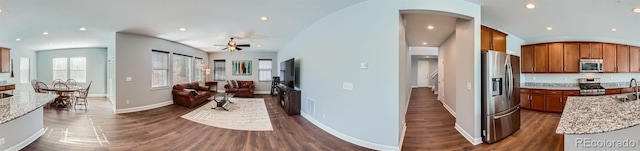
[
  {"xmin": 125, "ymin": 77, "xmax": 132, "ymax": 81},
  {"xmin": 322, "ymin": 114, "xmax": 326, "ymax": 119},
  {"xmin": 126, "ymin": 100, "xmax": 130, "ymax": 104},
  {"xmin": 0, "ymin": 137, "xmax": 4, "ymax": 145},
  {"xmin": 466, "ymin": 82, "xmax": 472, "ymax": 91},
  {"xmin": 343, "ymin": 82, "xmax": 353, "ymax": 90}
]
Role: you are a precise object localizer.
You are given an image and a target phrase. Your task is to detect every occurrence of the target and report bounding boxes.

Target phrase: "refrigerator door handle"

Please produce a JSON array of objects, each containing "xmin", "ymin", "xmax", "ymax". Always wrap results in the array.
[{"xmin": 493, "ymin": 106, "xmax": 520, "ymax": 119}]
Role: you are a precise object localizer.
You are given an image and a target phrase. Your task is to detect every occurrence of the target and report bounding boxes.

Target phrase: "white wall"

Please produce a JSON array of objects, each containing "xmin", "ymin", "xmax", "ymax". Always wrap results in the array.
[
  {"xmin": 275, "ymin": 0, "xmax": 481, "ymax": 149},
  {"xmin": 440, "ymin": 32, "xmax": 457, "ymax": 113},
  {"xmin": 399, "ymin": 13, "xmax": 411, "ymax": 143},
  {"xmin": 410, "ymin": 47, "xmax": 438, "ymax": 55},
  {"xmin": 208, "ymin": 52, "xmax": 277, "ymax": 93},
  {"xmin": 36, "ymin": 48, "xmax": 107, "ymax": 96},
  {"xmin": 454, "ymin": 18, "xmax": 481, "ymax": 144},
  {"xmin": 0, "ymin": 42, "xmax": 38, "ymax": 92},
  {"xmin": 114, "ymin": 33, "xmax": 209, "ymax": 111}
]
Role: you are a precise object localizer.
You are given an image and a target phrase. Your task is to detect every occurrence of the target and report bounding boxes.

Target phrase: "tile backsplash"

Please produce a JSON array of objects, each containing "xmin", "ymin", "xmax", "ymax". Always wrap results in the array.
[{"xmin": 523, "ymin": 73, "xmax": 640, "ymax": 84}]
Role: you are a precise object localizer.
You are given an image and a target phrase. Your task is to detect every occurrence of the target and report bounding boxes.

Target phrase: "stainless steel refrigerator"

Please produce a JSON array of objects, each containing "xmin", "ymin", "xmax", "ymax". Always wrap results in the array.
[{"xmin": 481, "ymin": 51, "xmax": 521, "ymax": 143}]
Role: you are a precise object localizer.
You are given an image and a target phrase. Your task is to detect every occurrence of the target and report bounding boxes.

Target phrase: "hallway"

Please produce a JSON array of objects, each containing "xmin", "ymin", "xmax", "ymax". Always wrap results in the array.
[{"xmin": 402, "ymin": 87, "xmax": 563, "ymax": 150}]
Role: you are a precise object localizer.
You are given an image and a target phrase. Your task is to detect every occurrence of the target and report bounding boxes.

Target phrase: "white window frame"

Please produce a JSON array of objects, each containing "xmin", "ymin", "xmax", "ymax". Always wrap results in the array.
[
  {"xmin": 19, "ymin": 57, "xmax": 29, "ymax": 84},
  {"xmin": 213, "ymin": 60, "xmax": 226, "ymax": 81},
  {"xmin": 52, "ymin": 58, "xmax": 68, "ymax": 81},
  {"xmin": 151, "ymin": 50, "xmax": 170, "ymax": 88},
  {"xmin": 69, "ymin": 57, "xmax": 87, "ymax": 82},
  {"xmin": 172, "ymin": 53, "xmax": 192, "ymax": 84},
  {"xmin": 258, "ymin": 59, "xmax": 272, "ymax": 82}
]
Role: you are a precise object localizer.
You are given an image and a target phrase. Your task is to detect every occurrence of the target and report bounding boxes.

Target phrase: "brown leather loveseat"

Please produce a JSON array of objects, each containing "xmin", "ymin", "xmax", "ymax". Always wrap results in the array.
[
  {"xmin": 172, "ymin": 82, "xmax": 212, "ymax": 108},
  {"xmin": 224, "ymin": 80, "xmax": 255, "ymax": 97}
]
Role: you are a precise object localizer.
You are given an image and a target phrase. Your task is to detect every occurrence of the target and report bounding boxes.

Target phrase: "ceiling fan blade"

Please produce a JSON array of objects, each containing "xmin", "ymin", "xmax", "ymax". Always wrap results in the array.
[
  {"xmin": 214, "ymin": 44, "xmax": 227, "ymax": 46},
  {"xmin": 236, "ymin": 44, "xmax": 250, "ymax": 47},
  {"xmin": 221, "ymin": 47, "xmax": 228, "ymax": 50},
  {"xmin": 236, "ymin": 47, "xmax": 243, "ymax": 51}
]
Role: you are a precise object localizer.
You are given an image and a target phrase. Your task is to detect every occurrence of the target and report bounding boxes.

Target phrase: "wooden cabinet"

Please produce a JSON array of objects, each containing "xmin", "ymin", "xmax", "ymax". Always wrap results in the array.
[
  {"xmin": 616, "ymin": 45, "xmax": 630, "ymax": 73},
  {"xmin": 562, "ymin": 90, "xmax": 580, "ymax": 108},
  {"xmin": 534, "ymin": 44, "xmax": 549, "ymax": 73},
  {"xmin": 277, "ymin": 85, "xmax": 301, "ymax": 116},
  {"xmin": 603, "ymin": 43, "xmax": 617, "ymax": 73},
  {"xmin": 630, "ymin": 46, "xmax": 640, "ymax": 72},
  {"xmin": 580, "ymin": 43, "xmax": 603, "ymax": 59},
  {"xmin": 520, "ymin": 89, "xmax": 531, "ymax": 109},
  {"xmin": 563, "ymin": 43, "xmax": 580, "ymax": 73},
  {"xmin": 606, "ymin": 88, "xmax": 622, "ymax": 95},
  {"xmin": 521, "ymin": 46, "xmax": 534, "ymax": 73},
  {"xmin": 0, "ymin": 47, "xmax": 9, "ymax": 73},
  {"xmin": 548, "ymin": 43, "xmax": 564, "ymax": 73},
  {"xmin": 545, "ymin": 92, "xmax": 564, "ymax": 112},
  {"xmin": 480, "ymin": 26, "xmax": 508, "ymax": 52},
  {"xmin": 530, "ymin": 89, "xmax": 546, "ymax": 111}
]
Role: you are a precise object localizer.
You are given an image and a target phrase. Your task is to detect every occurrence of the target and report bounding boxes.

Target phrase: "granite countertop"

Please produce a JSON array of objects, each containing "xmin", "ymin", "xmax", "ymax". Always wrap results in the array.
[
  {"xmin": 556, "ymin": 94, "xmax": 640, "ymax": 135},
  {"xmin": 0, "ymin": 91, "xmax": 58, "ymax": 124}
]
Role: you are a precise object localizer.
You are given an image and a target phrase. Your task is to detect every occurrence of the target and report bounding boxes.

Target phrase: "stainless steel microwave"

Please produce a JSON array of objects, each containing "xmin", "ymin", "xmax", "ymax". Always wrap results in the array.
[{"xmin": 580, "ymin": 59, "xmax": 603, "ymax": 73}]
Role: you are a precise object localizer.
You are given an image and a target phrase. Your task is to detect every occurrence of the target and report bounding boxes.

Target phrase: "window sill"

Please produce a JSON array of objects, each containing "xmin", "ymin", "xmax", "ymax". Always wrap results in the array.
[{"xmin": 151, "ymin": 86, "xmax": 171, "ymax": 91}]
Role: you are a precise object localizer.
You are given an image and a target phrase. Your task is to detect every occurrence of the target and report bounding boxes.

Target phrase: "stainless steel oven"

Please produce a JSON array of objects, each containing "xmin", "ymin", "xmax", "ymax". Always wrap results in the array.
[{"xmin": 580, "ymin": 59, "xmax": 603, "ymax": 73}]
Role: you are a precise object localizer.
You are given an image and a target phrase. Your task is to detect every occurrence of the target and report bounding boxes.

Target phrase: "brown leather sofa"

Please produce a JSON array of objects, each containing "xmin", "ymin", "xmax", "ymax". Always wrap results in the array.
[
  {"xmin": 224, "ymin": 81, "xmax": 255, "ymax": 97},
  {"xmin": 172, "ymin": 82, "xmax": 212, "ymax": 108}
]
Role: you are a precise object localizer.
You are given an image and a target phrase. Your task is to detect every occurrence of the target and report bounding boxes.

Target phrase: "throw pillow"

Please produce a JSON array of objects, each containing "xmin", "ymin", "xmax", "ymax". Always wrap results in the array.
[{"xmin": 184, "ymin": 89, "xmax": 198, "ymax": 96}]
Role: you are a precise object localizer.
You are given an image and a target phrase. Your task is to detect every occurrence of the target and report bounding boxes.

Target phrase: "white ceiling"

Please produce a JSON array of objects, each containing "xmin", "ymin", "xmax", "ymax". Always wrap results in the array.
[
  {"xmin": 475, "ymin": 0, "xmax": 640, "ymax": 45},
  {"xmin": 402, "ymin": 13, "xmax": 458, "ymax": 47},
  {"xmin": 0, "ymin": 0, "xmax": 364, "ymax": 52}
]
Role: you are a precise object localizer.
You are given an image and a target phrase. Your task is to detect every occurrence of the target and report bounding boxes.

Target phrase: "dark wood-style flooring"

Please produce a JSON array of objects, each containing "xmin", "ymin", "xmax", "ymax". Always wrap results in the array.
[
  {"xmin": 402, "ymin": 87, "xmax": 563, "ymax": 151},
  {"xmin": 24, "ymin": 95, "xmax": 369, "ymax": 151},
  {"xmin": 23, "ymin": 88, "xmax": 562, "ymax": 151}
]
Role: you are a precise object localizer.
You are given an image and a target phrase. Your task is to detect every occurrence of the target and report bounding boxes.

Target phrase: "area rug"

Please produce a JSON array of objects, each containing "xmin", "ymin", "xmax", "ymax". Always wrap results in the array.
[{"xmin": 181, "ymin": 98, "xmax": 273, "ymax": 131}]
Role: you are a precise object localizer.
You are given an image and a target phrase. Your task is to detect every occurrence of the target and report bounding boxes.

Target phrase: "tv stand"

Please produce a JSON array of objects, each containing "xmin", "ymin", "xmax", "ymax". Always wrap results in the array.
[{"xmin": 277, "ymin": 85, "xmax": 300, "ymax": 116}]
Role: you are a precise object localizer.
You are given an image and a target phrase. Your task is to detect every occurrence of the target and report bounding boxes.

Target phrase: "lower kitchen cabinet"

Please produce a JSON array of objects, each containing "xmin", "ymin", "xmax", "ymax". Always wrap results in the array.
[
  {"xmin": 545, "ymin": 95, "xmax": 564, "ymax": 112},
  {"xmin": 520, "ymin": 89, "xmax": 531, "ymax": 109},
  {"xmin": 530, "ymin": 89, "xmax": 546, "ymax": 111}
]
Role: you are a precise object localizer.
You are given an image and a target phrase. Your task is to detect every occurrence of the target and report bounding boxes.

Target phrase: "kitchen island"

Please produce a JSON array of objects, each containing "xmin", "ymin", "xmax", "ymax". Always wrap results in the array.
[
  {"xmin": 0, "ymin": 91, "xmax": 57, "ymax": 151},
  {"xmin": 557, "ymin": 94, "xmax": 640, "ymax": 151}
]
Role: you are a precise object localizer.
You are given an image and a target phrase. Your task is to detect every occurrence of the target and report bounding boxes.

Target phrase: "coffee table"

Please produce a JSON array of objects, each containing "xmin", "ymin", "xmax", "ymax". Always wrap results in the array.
[{"xmin": 209, "ymin": 93, "xmax": 235, "ymax": 111}]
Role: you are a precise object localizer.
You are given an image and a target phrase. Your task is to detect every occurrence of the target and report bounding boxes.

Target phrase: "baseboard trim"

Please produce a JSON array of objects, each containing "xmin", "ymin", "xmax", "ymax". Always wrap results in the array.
[
  {"xmin": 6, "ymin": 128, "xmax": 45, "ymax": 151},
  {"xmin": 399, "ymin": 123, "xmax": 407, "ymax": 150},
  {"xmin": 114, "ymin": 100, "xmax": 173, "ymax": 114},
  {"xmin": 88, "ymin": 94, "xmax": 107, "ymax": 97},
  {"xmin": 454, "ymin": 123, "xmax": 482, "ymax": 145},
  {"xmin": 254, "ymin": 91, "xmax": 270, "ymax": 94},
  {"xmin": 405, "ymin": 88, "xmax": 412, "ymax": 117},
  {"xmin": 443, "ymin": 102, "xmax": 456, "ymax": 118},
  {"xmin": 411, "ymin": 85, "xmax": 429, "ymax": 88},
  {"xmin": 300, "ymin": 112, "xmax": 399, "ymax": 151}
]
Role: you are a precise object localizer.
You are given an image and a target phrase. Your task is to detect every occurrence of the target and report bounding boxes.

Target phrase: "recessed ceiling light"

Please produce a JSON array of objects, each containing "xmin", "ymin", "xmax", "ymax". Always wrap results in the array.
[
  {"xmin": 257, "ymin": 45, "xmax": 262, "ymax": 47},
  {"xmin": 15, "ymin": 38, "xmax": 20, "ymax": 41},
  {"xmin": 525, "ymin": 3, "xmax": 536, "ymax": 9},
  {"xmin": 427, "ymin": 25, "xmax": 434, "ymax": 30},
  {"xmin": 79, "ymin": 27, "xmax": 86, "ymax": 31},
  {"xmin": 546, "ymin": 27, "xmax": 553, "ymax": 30},
  {"xmin": 422, "ymin": 42, "xmax": 428, "ymax": 45},
  {"xmin": 43, "ymin": 32, "xmax": 49, "ymax": 35},
  {"xmin": 633, "ymin": 8, "xmax": 640, "ymax": 13},
  {"xmin": 611, "ymin": 28, "xmax": 617, "ymax": 32},
  {"xmin": 260, "ymin": 16, "xmax": 269, "ymax": 21},
  {"xmin": 179, "ymin": 28, "xmax": 186, "ymax": 31}
]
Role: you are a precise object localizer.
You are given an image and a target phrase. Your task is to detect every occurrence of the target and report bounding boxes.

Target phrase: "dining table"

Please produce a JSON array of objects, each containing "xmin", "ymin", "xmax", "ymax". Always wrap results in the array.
[{"xmin": 41, "ymin": 86, "xmax": 81, "ymax": 108}]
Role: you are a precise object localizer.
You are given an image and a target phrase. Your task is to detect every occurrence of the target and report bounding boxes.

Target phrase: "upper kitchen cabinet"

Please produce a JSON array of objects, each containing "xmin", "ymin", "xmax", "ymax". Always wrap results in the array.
[
  {"xmin": 480, "ymin": 26, "xmax": 507, "ymax": 52},
  {"xmin": 630, "ymin": 46, "xmax": 640, "ymax": 72},
  {"xmin": 548, "ymin": 43, "xmax": 564, "ymax": 73},
  {"xmin": 521, "ymin": 46, "xmax": 534, "ymax": 73},
  {"xmin": 0, "ymin": 47, "xmax": 9, "ymax": 73},
  {"xmin": 563, "ymin": 43, "xmax": 580, "ymax": 73},
  {"xmin": 616, "ymin": 45, "xmax": 630, "ymax": 73},
  {"xmin": 579, "ymin": 43, "xmax": 603, "ymax": 59},
  {"xmin": 602, "ymin": 43, "xmax": 617, "ymax": 73},
  {"xmin": 534, "ymin": 44, "xmax": 549, "ymax": 73}
]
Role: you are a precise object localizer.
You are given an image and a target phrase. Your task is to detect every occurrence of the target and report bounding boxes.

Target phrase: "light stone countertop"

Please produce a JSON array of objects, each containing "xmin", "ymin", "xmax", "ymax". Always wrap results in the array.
[
  {"xmin": 556, "ymin": 94, "xmax": 640, "ymax": 135},
  {"xmin": 0, "ymin": 91, "xmax": 58, "ymax": 124}
]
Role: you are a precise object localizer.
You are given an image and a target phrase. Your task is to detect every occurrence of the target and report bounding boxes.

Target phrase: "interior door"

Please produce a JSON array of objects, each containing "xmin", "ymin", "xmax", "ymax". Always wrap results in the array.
[{"xmin": 417, "ymin": 60, "xmax": 429, "ymax": 87}]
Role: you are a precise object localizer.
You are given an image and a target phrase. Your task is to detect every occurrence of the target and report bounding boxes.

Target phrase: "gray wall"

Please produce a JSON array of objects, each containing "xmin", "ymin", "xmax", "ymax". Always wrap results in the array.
[
  {"xmin": 36, "ymin": 48, "xmax": 107, "ymax": 96},
  {"xmin": 398, "ymin": 13, "xmax": 410, "ymax": 142},
  {"xmin": 441, "ymin": 32, "xmax": 457, "ymax": 113},
  {"xmin": 208, "ymin": 52, "xmax": 277, "ymax": 93},
  {"xmin": 454, "ymin": 18, "xmax": 481, "ymax": 141},
  {"xmin": 115, "ymin": 33, "xmax": 208, "ymax": 110},
  {"xmin": 276, "ymin": 0, "xmax": 481, "ymax": 149},
  {"xmin": 0, "ymin": 42, "xmax": 38, "ymax": 92}
]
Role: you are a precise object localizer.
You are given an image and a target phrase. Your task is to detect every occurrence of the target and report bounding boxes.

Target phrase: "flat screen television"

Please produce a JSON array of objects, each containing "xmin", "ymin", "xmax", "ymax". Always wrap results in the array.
[{"xmin": 280, "ymin": 58, "xmax": 295, "ymax": 88}]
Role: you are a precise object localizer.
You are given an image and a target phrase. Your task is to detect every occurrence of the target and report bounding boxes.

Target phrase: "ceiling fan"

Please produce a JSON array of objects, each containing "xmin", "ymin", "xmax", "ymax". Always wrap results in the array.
[{"xmin": 215, "ymin": 37, "xmax": 250, "ymax": 52}]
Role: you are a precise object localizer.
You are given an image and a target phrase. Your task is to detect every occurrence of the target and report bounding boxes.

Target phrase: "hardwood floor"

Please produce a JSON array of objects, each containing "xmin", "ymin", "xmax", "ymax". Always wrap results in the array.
[
  {"xmin": 402, "ymin": 88, "xmax": 563, "ymax": 151},
  {"xmin": 24, "ymin": 95, "xmax": 370, "ymax": 151}
]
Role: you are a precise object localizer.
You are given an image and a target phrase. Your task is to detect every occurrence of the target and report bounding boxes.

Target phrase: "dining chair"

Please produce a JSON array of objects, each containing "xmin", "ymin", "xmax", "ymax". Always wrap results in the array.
[
  {"xmin": 31, "ymin": 79, "xmax": 39, "ymax": 92},
  {"xmin": 65, "ymin": 79, "xmax": 77, "ymax": 86},
  {"xmin": 75, "ymin": 81, "xmax": 92, "ymax": 110},
  {"xmin": 52, "ymin": 79, "xmax": 64, "ymax": 85},
  {"xmin": 35, "ymin": 81, "xmax": 49, "ymax": 93},
  {"xmin": 53, "ymin": 83, "xmax": 73, "ymax": 108}
]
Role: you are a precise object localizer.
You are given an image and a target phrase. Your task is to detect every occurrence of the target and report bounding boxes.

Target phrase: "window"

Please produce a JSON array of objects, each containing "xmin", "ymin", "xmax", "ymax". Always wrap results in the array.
[
  {"xmin": 19, "ymin": 57, "xmax": 29, "ymax": 84},
  {"xmin": 52, "ymin": 58, "xmax": 67, "ymax": 81},
  {"xmin": 151, "ymin": 50, "xmax": 169, "ymax": 88},
  {"xmin": 213, "ymin": 60, "xmax": 225, "ymax": 81},
  {"xmin": 69, "ymin": 57, "xmax": 87, "ymax": 82},
  {"xmin": 194, "ymin": 57, "xmax": 203, "ymax": 82},
  {"xmin": 173, "ymin": 53, "xmax": 192, "ymax": 84},
  {"xmin": 258, "ymin": 59, "xmax": 272, "ymax": 81}
]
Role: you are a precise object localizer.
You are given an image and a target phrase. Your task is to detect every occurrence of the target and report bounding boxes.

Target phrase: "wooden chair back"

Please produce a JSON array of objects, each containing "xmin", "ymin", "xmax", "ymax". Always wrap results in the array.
[
  {"xmin": 65, "ymin": 79, "xmax": 77, "ymax": 86},
  {"xmin": 52, "ymin": 79, "xmax": 64, "ymax": 85},
  {"xmin": 35, "ymin": 82, "xmax": 49, "ymax": 93}
]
